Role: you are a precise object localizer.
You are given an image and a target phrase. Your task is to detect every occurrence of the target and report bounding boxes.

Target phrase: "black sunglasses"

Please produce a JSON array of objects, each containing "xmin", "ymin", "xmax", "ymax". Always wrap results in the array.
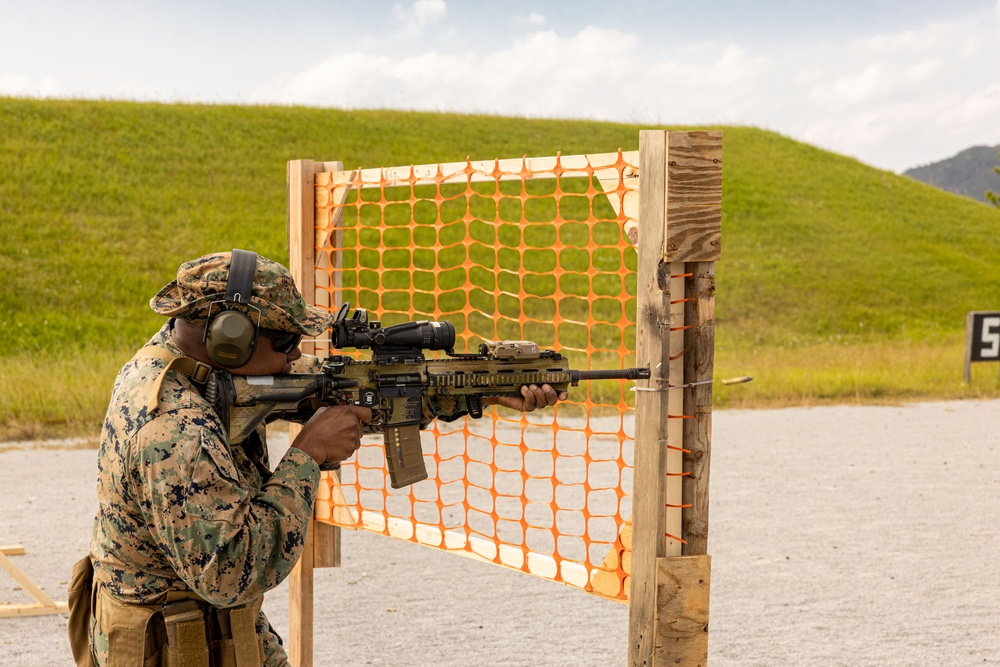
[{"xmin": 259, "ymin": 328, "xmax": 303, "ymax": 354}]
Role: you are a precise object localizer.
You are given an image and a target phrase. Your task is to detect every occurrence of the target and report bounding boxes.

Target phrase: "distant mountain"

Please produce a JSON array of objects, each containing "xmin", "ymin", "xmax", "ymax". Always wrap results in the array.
[{"xmin": 904, "ymin": 144, "xmax": 1000, "ymax": 204}]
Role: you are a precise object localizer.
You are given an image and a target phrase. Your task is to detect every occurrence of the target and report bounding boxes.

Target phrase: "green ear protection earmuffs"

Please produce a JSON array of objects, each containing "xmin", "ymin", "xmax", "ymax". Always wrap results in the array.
[{"xmin": 204, "ymin": 249, "xmax": 261, "ymax": 368}]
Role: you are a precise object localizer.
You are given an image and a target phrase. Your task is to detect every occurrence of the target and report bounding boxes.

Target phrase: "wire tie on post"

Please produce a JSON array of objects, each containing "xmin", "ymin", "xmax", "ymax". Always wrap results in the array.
[{"xmin": 632, "ymin": 379, "xmax": 714, "ymax": 392}]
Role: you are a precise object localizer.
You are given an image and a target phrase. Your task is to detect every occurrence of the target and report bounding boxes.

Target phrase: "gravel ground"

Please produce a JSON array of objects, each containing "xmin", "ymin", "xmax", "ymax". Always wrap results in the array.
[{"xmin": 2, "ymin": 400, "xmax": 998, "ymax": 666}]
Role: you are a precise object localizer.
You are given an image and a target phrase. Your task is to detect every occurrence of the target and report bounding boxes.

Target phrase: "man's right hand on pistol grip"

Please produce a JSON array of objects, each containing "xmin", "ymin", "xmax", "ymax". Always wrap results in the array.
[{"xmin": 293, "ymin": 405, "xmax": 373, "ymax": 468}]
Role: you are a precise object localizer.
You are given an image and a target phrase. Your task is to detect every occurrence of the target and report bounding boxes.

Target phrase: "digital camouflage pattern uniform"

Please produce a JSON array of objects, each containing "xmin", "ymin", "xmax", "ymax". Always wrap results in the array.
[{"xmin": 89, "ymin": 252, "xmax": 333, "ymax": 667}]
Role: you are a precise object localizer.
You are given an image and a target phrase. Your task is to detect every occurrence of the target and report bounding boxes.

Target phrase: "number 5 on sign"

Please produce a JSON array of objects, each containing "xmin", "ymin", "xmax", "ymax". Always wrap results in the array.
[
  {"xmin": 963, "ymin": 311, "xmax": 1000, "ymax": 382},
  {"xmin": 981, "ymin": 317, "xmax": 1000, "ymax": 357}
]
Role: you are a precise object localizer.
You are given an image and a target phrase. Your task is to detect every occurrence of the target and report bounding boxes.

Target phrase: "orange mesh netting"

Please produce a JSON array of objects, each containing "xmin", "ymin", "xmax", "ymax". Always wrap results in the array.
[{"xmin": 310, "ymin": 151, "xmax": 641, "ymax": 601}]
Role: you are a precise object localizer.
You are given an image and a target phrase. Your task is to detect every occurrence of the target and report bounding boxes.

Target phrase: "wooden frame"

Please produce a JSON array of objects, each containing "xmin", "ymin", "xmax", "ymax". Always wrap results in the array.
[
  {"xmin": 629, "ymin": 130, "xmax": 720, "ymax": 667},
  {"xmin": 0, "ymin": 545, "xmax": 69, "ymax": 618},
  {"xmin": 286, "ymin": 159, "xmax": 344, "ymax": 667},
  {"xmin": 285, "ymin": 131, "xmax": 721, "ymax": 667}
]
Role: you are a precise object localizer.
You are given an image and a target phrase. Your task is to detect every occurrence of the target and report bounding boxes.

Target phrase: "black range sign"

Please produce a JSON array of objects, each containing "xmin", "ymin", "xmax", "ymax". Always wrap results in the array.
[
  {"xmin": 964, "ymin": 311, "xmax": 1000, "ymax": 383},
  {"xmin": 969, "ymin": 312, "xmax": 1000, "ymax": 361}
]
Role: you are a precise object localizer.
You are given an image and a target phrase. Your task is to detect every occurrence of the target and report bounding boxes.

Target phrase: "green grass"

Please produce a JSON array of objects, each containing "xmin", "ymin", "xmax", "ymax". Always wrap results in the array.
[
  {"xmin": 714, "ymin": 338, "xmax": 1000, "ymax": 409},
  {"xmin": 2, "ymin": 97, "xmax": 1000, "ymax": 440}
]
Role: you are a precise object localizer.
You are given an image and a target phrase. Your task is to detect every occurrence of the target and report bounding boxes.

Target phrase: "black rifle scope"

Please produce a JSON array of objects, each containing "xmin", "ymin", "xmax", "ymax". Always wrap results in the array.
[{"xmin": 330, "ymin": 303, "xmax": 456, "ymax": 351}]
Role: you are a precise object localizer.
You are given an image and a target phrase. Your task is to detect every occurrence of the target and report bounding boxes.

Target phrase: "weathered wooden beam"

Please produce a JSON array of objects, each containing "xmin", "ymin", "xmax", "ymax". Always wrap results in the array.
[
  {"xmin": 664, "ymin": 131, "xmax": 723, "ymax": 262},
  {"xmin": 630, "ymin": 129, "xmax": 675, "ymax": 667},
  {"xmin": 666, "ymin": 261, "xmax": 687, "ymax": 550},
  {"xmin": 0, "ymin": 603, "xmax": 71, "ymax": 618},
  {"xmin": 0, "ymin": 548, "xmax": 69, "ymax": 618},
  {"xmin": 630, "ymin": 131, "xmax": 718, "ymax": 667},
  {"xmin": 287, "ymin": 159, "xmax": 343, "ymax": 667},
  {"xmin": 652, "ymin": 555, "xmax": 711, "ymax": 667},
  {"xmin": 682, "ymin": 263, "xmax": 716, "ymax": 556},
  {"xmin": 312, "ymin": 521, "xmax": 340, "ymax": 569},
  {"xmin": 319, "ymin": 151, "xmax": 638, "ymax": 190},
  {"xmin": 288, "ymin": 159, "xmax": 317, "ymax": 306},
  {"xmin": 287, "ymin": 524, "xmax": 315, "ymax": 667}
]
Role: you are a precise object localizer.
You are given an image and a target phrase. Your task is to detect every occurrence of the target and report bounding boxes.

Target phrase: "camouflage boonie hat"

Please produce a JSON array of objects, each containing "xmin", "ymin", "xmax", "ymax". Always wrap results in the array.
[{"xmin": 150, "ymin": 251, "xmax": 333, "ymax": 336}]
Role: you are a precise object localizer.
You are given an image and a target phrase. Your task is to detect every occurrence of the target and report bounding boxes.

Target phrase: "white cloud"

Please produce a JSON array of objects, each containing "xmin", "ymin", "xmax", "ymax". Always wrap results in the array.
[
  {"xmin": 394, "ymin": 0, "xmax": 446, "ymax": 30},
  {"xmin": 414, "ymin": 0, "xmax": 446, "ymax": 23},
  {"xmin": 252, "ymin": 27, "xmax": 763, "ymax": 125},
  {"xmin": 0, "ymin": 73, "xmax": 59, "ymax": 96},
  {"xmin": 527, "ymin": 13, "xmax": 545, "ymax": 25},
  {"xmin": 253, "ymin": 9, "xmax": 1000, "ymax": 172},
  {"xmin": 768, "ymin": 9, "xmax": 1000, "ymax": 170},
  {"xmin": 940, "ymin": 83, "xmax": 1000, "ymax": 125},
  {"xmin": 867, "ymin": 22, "xmax": 956, "ymax": 53},
  {"xmin": 829, "ymin": 66, "xmax": 884, "ymax": 106},
  {"xmin": 0, "ymin": 73, "xmax": 32, "ymax": 92}
]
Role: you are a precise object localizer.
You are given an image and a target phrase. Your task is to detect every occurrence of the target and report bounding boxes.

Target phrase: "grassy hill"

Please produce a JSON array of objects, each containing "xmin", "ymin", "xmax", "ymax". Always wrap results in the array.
[{"xmin": 2, "ymin": 97, "xmax": 1000, "ymax": 440}]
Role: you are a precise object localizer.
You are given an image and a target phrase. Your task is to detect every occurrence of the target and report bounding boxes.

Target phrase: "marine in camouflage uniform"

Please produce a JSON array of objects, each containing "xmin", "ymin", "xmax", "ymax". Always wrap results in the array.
[
  {"xmin": 83, "ymin": 251, "xmax": 565, "ymax": 666},
  {"xmin": 89, "ymin": 252, "xmax": 340, "ymax": 666}
]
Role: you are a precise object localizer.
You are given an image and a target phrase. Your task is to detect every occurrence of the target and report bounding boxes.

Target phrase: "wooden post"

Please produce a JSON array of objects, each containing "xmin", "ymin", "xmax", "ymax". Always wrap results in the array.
[
  {"xmin": 286, "ymin": 159, "xmax": 344, "ymax": 667},
  {"xmin": 629, "ymin": 131, "xmax": 721, "ymax": 667},
  {"xmin": 963, "ymin": 311, "xmax": 974, "ymax": 384},
  {"xmin": 682, "ymin": 263, "xmax": 715, "ymax": 556},
  {"xmin": 287, "ymin": 527, "xmax": 315, "ymax": 667},
  {"xmin": 630, "ymin": 130, "xmax": 675, "ymax": 667}
]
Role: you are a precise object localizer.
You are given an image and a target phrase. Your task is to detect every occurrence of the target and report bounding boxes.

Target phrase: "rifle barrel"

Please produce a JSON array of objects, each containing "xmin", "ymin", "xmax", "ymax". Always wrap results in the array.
[{"xmin": 570, "ymin": 368, "xmax": 651, "ymax": 384}]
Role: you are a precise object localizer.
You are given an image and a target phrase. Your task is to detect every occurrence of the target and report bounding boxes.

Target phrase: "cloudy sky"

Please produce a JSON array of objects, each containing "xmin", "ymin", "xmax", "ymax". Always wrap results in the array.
[{"xmin": 2, "ymin": 0, "xmax": 998, "ymax": 172}]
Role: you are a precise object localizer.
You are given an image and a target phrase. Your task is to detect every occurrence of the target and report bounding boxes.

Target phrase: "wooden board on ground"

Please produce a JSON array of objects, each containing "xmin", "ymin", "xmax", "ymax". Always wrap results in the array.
[{"xmin": 0, "ymin": 545, "xmax": 69, "ymax": 618}]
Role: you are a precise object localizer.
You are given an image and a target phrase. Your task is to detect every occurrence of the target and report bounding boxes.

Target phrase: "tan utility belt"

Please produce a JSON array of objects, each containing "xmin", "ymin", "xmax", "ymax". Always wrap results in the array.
[
  {"xmin": 96, "ymin": 581, "xmax": 264, "ymax": 667},
  {"xmin": 70, "ymin": 554, "xmax": 264, "ymax": 667}
]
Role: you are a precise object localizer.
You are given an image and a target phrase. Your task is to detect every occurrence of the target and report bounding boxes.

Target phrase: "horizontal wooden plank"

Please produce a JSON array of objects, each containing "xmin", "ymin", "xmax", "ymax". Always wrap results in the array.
[
  {"xmin": 665, "ymin": 131, "xmax": 723, "ymax": 262},
  {"xmin": 316, "ymin": 151, "xmax": 639, "ymax": 190},
  {"xmin": 0, "ymin": 602, "xmax": 69, "ymax": 618},
  {"xmin": 665, "ymin": 206, "xmax": 722, "ymax": 261},
  {"xmin": 664, "ymin": 132, "xmax": 722, "ymax": 205}
]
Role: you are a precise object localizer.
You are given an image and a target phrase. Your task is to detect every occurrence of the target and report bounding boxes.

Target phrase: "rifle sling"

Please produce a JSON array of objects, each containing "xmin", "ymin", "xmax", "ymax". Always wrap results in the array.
[{"xmin": 131, "ymin": 346, "xmax": 213, "ymax": 412}]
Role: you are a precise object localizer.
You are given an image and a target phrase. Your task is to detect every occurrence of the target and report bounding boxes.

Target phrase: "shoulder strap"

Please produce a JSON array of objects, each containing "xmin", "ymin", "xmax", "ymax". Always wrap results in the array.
[{"xmin": 131, "ymin": 347, "xmax": 214, "ymax": 412}]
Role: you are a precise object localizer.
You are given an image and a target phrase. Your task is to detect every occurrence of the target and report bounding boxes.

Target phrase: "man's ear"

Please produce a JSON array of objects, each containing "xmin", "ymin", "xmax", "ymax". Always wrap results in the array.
[{"xmin": 171, "ymin": 318, "xmax": 213, "ymax": 362}]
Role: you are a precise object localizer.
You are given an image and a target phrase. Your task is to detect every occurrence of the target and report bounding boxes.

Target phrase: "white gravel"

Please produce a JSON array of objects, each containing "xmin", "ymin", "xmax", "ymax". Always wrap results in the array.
[{"xmin": 2, "ymin": 400, "xmax": 998, "ymax": 666}]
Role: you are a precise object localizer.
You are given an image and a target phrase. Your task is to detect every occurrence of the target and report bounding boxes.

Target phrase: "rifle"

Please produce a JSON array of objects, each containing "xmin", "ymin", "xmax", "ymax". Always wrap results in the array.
[{"xmin": 208, "ymin": 304, "xmax": 650, "ymax": 488}]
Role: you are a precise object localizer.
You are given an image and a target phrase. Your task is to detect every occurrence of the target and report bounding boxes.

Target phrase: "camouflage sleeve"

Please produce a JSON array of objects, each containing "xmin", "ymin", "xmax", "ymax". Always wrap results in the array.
[
  {"xmin": 128, "ymin": 410, "xmax": 320, "ymax": 607},
  {"xmin": 258, "ymin": 610, "xmax": 289, "ymax": 666}
]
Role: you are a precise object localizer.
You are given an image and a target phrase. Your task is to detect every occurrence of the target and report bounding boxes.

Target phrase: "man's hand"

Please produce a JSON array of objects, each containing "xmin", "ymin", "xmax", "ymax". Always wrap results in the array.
[
  {"xmin": 292, "ymin": 405, "xmax": 373, "ymax": 468},
  {"xmin": 485, "ymin": 384, "xmax": 568, "ymax": 412}
]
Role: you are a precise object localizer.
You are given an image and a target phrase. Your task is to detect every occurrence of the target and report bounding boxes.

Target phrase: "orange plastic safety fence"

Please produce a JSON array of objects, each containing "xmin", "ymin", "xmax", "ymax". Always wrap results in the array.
[{"xmin": 311, "ymin": 151, "xmax": 640, "ymax": 601}]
